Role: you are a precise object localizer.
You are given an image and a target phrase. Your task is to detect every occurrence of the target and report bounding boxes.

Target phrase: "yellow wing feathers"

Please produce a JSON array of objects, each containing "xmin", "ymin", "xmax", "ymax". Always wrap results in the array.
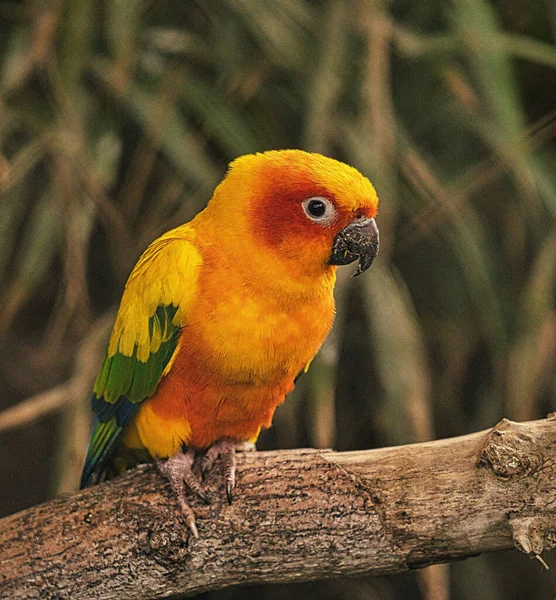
[{"xmin": 108, "ymin": 227, "xmax": 202, "ymax": 362}]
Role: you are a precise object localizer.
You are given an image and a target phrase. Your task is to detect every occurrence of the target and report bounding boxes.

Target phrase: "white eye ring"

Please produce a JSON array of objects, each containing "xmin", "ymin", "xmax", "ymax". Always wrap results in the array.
[{"xmin": 302, "ymin": 196, "xmax": 337, "ymax": 225}]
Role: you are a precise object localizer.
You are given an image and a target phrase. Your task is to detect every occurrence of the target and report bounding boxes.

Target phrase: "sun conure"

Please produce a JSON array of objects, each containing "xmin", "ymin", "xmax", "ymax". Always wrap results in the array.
[{"xmin": 80, "ymin": 149, "xmax": 379, "ymax": 536}]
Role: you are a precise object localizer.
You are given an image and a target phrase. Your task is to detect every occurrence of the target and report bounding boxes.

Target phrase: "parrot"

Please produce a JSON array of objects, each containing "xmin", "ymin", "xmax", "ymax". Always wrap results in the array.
[{"xmin": 80, "ymin": 149, "xmax": 379, "ymax": 537}]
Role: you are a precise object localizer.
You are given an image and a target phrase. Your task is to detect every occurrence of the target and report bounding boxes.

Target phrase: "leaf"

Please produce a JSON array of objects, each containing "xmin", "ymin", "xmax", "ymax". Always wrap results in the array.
[
  {"xmin": 507, "ymin": 234, "xmax": 556, "ymax": 420},
  {"xmin": 361, "ymin": 264, "xmax": 434, "ymax": 444}
]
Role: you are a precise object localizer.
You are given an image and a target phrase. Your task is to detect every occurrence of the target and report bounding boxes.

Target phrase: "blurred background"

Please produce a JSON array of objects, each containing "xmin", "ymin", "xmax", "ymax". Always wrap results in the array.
[{"xmin": 0, "ymin": 0, "xmax": 555, "ymax": 598}]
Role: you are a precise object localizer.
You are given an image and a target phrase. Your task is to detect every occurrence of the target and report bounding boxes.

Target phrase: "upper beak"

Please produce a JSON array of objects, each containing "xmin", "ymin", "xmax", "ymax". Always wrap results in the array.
[{"xmin": 328, "ymin": 218, "xmax": 379, "ymax": 276}]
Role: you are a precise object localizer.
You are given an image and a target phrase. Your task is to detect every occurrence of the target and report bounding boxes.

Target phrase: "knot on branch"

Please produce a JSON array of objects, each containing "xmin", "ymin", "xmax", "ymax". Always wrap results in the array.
[
  {"xmin": 479, "ymin": 419, "xmax": 541, "ymax": 479},
  {"xmin": 137, "ymin": 518, "xmax": 191, "ymax": 565},
  {"xmin": 509, "ymin": 514, "xmax": 556, "ymax": 569}
]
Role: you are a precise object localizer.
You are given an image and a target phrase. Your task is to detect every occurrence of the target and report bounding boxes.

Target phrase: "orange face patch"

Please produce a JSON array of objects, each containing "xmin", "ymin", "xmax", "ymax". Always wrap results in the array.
[
  {"xmin": 248, "ymin": 162, "xmax": 358, "ymax": 259},
  {"xmin": 244, "ymin": 152, "xmax": 378, "ymax": 261}
]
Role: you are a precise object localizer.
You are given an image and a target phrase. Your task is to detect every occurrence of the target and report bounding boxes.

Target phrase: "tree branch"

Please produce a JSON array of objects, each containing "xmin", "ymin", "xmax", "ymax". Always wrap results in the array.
[{"xmin": 2, "ymin": 417, "xmax": 556, "ymax": 599}]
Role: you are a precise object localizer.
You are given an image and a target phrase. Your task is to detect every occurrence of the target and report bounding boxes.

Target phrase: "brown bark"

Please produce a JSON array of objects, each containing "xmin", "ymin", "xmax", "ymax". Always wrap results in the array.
[{"xmin": 1, "ymin": 417, "xmax": 556, "ymax": 600}]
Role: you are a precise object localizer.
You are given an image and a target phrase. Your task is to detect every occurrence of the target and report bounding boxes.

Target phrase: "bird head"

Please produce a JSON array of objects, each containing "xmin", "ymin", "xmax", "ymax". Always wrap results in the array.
[{"xmin": 207, "ymin": 150, "xmax": 380, "ymax": 282}]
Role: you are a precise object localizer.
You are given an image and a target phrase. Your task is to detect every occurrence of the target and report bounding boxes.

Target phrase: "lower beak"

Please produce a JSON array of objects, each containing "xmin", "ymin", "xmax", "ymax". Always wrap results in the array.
[{"xmin": 328, "ymin": 218, "xmax": 379, "ymax": 276}]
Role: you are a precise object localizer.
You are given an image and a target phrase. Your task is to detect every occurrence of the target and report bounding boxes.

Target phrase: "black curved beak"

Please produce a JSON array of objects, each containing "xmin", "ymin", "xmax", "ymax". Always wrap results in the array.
[{"xmin": 328, "ymin": 218, "xmax": 379, "ymax": 277}]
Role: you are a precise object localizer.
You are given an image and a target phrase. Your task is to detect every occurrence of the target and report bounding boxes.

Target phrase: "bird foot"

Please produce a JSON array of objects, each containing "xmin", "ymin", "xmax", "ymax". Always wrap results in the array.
[
  {"xmin": 157, "ymin": 441, "xmax": 255, "ymax": 536},
  {"xmin": 156, "ymin": 449, "xmax": 209, "ymax": 538},
  {"xmin": 200, "ymin": 440, "xmax": 255, "ymax": 505}
]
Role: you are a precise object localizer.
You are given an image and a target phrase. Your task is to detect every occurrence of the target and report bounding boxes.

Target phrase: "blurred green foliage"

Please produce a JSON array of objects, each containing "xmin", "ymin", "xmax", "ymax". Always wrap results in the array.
[{"xmin": 0, "ymin": 1, "xmax": 555, "ymax": 599}]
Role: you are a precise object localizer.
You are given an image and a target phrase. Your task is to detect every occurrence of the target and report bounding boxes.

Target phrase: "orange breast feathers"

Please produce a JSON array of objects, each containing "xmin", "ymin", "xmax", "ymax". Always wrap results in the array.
[
  {"xmin": 116, "ymin": 150, "xmax": 379, "ymax": 459},
  {"xmin": 124, "ymin": 247, "xmax": 336, "ymax": 455}
]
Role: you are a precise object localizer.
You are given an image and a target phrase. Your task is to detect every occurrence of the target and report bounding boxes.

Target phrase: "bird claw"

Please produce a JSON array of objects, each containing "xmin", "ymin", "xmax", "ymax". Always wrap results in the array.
[
  {"xmin": 157, "ymin": 440, "xmax": 254, "ymax": 534},
  {"xmin": 222, "ymin": 446, "xmax": 237, "ymax": 504},
  {"xmin": 182, "ymin": 505, "xmax": 199, "ymax": 539},
  {"xmin": 199, "ymin": 440, "xmax": 238, "ymax": 503},
  {"xmin": 201, "ymin": 439, "xmax": 254, "ymax": 504},
  {"xmin": 157, "ymin": 449, "xmax": 208, "ymax": 535},
  {"xmin": 226, "ymin": 480, "xmax": 234, "ymax": 505},
  {"xmin": 186, "ymin": 517, "xmax": 199, "ymax": 539},
  {"xmin": 200, "ymin": 445, "xmax": 220, "ymax": 478}
]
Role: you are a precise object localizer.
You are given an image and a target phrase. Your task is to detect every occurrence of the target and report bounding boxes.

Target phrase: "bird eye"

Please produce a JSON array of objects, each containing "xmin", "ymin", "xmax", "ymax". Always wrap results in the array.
[{"xmin": 302, "ymin": 196, "xmax": 336, "ymax": 224}]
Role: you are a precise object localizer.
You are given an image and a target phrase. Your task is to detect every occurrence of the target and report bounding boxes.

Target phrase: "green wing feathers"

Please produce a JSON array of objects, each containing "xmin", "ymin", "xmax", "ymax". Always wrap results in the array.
[
  {"xmin": 80, "ymin": 230, "xmax": 202, "ymax": 488},
  {"xmin": 80, "ymin": 305, "xmax": 182, "ymax": 487},
  {"xmin": 93, "ymin": 305, "xmax": 180, "ymax": 403}
]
